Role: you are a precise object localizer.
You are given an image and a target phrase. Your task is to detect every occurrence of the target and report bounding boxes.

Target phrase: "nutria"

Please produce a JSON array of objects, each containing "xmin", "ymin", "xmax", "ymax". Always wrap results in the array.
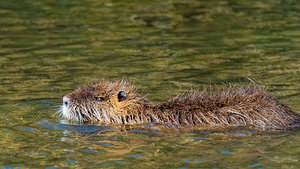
[{"xmin": 58, "ymin": 80, "xmax": 300, "ymax": 130}]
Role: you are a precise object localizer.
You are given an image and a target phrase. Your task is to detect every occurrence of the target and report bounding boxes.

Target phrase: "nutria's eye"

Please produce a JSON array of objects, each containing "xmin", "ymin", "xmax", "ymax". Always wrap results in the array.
[
  {"xmin": 95, "ymin": 97, "xmax": 105, "ymax": 102},
  {"xmin": 118, "ymin": 91, "xmax": 128, "ymax": 102}
]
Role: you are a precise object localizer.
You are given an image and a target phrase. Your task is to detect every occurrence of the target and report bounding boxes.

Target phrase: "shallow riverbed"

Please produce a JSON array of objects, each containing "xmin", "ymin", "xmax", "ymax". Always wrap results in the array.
[{"xmin": 1, "ymin": 0, "xmax": 300, "ymax": 168}]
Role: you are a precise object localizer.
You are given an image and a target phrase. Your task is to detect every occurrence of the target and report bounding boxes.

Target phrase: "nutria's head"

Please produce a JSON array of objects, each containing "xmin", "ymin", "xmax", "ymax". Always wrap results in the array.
[{"xmin": 60, "ymin": 80, "xmax": 151, "ymax": 124}]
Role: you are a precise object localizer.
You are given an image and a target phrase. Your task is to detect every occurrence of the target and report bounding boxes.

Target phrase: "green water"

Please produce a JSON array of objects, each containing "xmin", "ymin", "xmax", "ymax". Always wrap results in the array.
[{"xmin": 1, "ymin": 0, "xmax": 300, "ymax": 168}]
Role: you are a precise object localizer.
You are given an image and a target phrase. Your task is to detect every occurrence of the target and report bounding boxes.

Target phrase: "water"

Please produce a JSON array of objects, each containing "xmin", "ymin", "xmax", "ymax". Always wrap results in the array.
[{"xmin": 1, "ymin": 0, "xmax": 300, "ymax": 168}]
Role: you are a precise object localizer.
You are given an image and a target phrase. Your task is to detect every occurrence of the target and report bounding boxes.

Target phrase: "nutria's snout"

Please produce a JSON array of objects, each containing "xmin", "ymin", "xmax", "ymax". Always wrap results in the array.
[
  {"xmin": 63, "ymin": 96, "xmax": 70, "ymax": 107},
  {"xmin": 58, "ymin": 80, "xmax": 300, "ymax": 130},
  {"xmin": 62, "ymin": 96, "xmax": 71, "ymax": 120}
]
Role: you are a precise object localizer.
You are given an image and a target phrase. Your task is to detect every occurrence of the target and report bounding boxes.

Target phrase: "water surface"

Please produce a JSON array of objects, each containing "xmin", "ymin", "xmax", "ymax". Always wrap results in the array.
[{"xmin": 1, "ymin": 0, "xmax": 300, "ymax": 168}]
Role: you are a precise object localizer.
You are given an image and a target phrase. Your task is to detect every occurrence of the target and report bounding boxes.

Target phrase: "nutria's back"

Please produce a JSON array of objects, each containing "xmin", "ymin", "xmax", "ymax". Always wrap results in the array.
[
  {"xmin": 59, "ymin": 80, "xmax": 300, "ymax": 130},
  {"xmin": 151, "ymin": 83, "xmax": 300, "ymax": 129}
]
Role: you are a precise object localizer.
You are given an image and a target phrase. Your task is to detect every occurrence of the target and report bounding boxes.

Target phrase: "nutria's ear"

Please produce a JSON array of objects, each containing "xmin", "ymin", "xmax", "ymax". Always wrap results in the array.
[{"xmin": 118, "ymin": 91, "xmax": 128, "ymax": 102}]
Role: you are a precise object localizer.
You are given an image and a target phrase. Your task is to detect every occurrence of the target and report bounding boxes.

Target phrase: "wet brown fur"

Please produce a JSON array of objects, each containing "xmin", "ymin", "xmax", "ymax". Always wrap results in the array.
[{"xmin": 61, "ymin": 80, "xmax": 300, "ymax": 130}]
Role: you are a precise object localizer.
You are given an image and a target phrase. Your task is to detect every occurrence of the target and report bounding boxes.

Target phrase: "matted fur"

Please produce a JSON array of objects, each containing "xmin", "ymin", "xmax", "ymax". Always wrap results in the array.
[{"xmin": 58, "ymin": 80, "xmax": 300, "ymax": 130}]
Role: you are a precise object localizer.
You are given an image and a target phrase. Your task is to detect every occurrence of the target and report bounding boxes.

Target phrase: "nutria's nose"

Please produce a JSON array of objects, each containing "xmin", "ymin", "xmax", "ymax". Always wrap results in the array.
[{"xmin": 63, "ymin": 96, "xmax": 70, "ymax": 107}]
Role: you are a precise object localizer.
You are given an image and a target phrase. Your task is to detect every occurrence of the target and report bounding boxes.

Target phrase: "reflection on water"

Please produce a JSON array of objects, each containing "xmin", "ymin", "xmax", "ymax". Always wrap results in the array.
[{"xmin": 1, "ymin": 0, "xmax": 300, "ymax": 168}]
